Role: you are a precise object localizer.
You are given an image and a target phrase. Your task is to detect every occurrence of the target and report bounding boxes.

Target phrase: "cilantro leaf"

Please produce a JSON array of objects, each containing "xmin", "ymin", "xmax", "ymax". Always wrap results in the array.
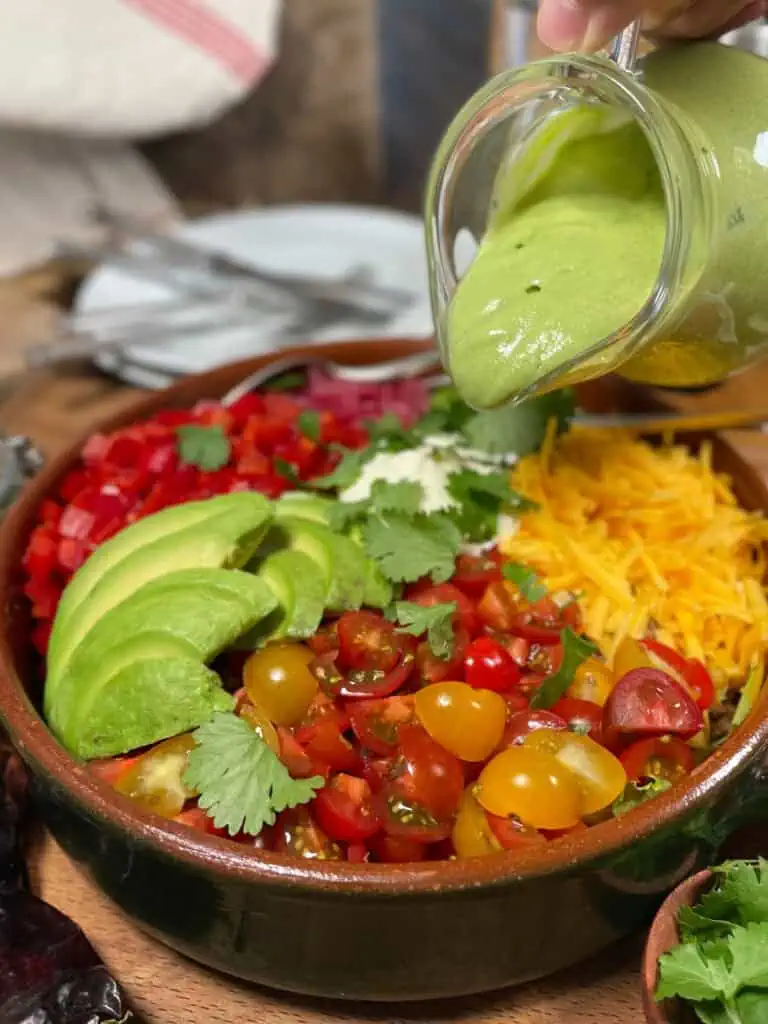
[
  {"xmin": 462, "ymin": 389, "xmax": 575, "ymax": 457},
  {"xmin": 503, "ymin": 562, "xmax": 548, "ymax": 602},
  {"xmin": 656, "ymin": 943, "xmax": 734, "ymax": 1003},
  {"xmin": 362, "ymin": 513, "xmax": 462, "ymax": 584},
  {"xmin": 413, "ymin": 386, "xmax": 474, "ymax": 438},
  {"xmin": 708, "ymin": 860, "xmax": 768, "ymax": 927},
  {"xmin": 297, "ymin": 410, "xmax": 321, "ymax": 442},
  {"xmin": 365, "ymin": 413, "xmax": 412, "ymax": 450},
  {"xmin": 445, "ymin": 469, "xmax": 536, "ymax": 544},
  {"xmin": 529, "ymin": 627, "xmax": 599, "ymax": 709},
  {"xmin": 370, "ymin": 480, "xmax": 424, "ymax": 516},
  {"xmin": 389, "ymin": 600, "xmax": 457, "ymax": 659},
  {"xmin": 184, "ymin": 713, "xmax": 323, "ymax": 837},
  {"xmin": 273, "ymin": 457, "xmax": 300, "ymax": 485},
  {"xmin": 310, "ymin": 447, "xmax": 371, "ymax": 490},
  {"xmin": 176, "ymin": 424, "xmax": 231, "ymax": 471},
  {"xmin": 612, "ymin": 777, "xmax": 672, "ymax": 818},
  {"xmin": 327, "ymin": 500, "xmax": 369, "ymax": 532}
]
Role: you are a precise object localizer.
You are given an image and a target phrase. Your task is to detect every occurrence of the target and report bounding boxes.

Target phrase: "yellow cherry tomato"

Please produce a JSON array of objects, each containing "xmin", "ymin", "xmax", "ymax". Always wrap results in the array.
[
  {"xmin": 452, "ymin": 786, "xmax": 501, "ymax": 858},
  {"xmin": 522, "ymin": 728, "xmax": 627, "ymax": 815},
  {"xmin": 243, "ymin": 642, "xmax": 318, "ymax": 726},
  {"xmin": 114, "ymin": 734, "xmax": 196, "ymax": 818},
  {"xmin": 612, "ymin": 638, "xmax": 653, "ymax": 679},
  {"xmin": 238, "ymin": 701, "xmax": 280, "ymax": 752},
  {"xmin": 414, "ymin": 682, "xmax": 506, "ymax": 761},
  {"xmin": 475, "ymin": 746, "xmax": 583, "ymax": 830},
  {"xmin": 567, "ymin": 657, "xmax": 615, "ymax": 707}
]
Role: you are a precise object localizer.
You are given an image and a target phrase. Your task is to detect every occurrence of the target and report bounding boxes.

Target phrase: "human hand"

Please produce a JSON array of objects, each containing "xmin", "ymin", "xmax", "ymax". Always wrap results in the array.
[{"xmin": 537, "ymin": 0, "xmax": 766, "ymax": 53}]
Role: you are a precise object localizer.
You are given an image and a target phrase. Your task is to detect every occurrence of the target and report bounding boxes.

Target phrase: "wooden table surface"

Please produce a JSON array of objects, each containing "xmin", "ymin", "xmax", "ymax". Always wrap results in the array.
[{"xmin": 3, "ymin": 275, "xmax": 768, "ymax": 1022}]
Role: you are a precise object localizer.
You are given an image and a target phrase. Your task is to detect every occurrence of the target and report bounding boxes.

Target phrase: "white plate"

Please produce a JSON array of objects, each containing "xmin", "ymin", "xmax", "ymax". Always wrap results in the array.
[{"xmin": 76, "ymin": 204, "xmax": 435, "ymax": 388}]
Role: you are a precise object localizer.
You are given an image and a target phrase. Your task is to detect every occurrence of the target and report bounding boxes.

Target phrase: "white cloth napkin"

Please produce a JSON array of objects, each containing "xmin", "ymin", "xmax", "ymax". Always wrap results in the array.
[{"xmin": 0, "ymin": 0, "xmax": 282, "ymax": 277}]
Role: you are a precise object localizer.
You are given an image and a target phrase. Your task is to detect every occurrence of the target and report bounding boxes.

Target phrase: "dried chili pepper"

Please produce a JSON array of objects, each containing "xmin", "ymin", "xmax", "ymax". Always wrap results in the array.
[{"xmin": 0, "ymin": 745, "xmax": 142, "ymax": 1024}]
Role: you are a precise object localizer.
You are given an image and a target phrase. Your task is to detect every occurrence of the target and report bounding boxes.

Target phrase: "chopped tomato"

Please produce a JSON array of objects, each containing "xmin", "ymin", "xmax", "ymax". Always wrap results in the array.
[
  {"xmin": 415, "ymin": 626, "xmax": 468, "ymax": 684},
  {"xmin": 337, "ymin": 610, "xmax": 401, "ymax": 673},
  {"xmin": 346, "ymin": 841, "xmax": 370, "ymax": 863},
  {"xmin": 407, "ymin": 581, "xmax": 478, "ymax": 636},
  {"xmin": 295, "ymin": 695, "xmax": 360, "ymax": 773},
  {"xmin": 306, "ymin": 622, "xmax": 338, "ymax": 658},
  {"xmin": 313, "ymin": 648, "xmax": 416, "ymax": 700},
  {"xmin": 550, "ymin": 697, "xmax": 605, "ymax": 744},
  {"xmin": 347, "ymin": 696, "xmax": 416, "ymax": 754},
  {"xmin": 89, "ymin": 754, "xmax": 142, "ymax": 788},
  {"xmin": 277, "ymin": 727, "xmax": 329, "ymax": 779},
  {"xmin": 463, "ymin": 636, "xmax": 522, "ymax": 693},
  {"xmin": 603, "ymin": 668, "xmax": 703, "ymax": 740},
  {"xmin": 642, "ymin": 639, "xmax": 715, "ymax": 710},
  {"xmin": 477, "ymin": 581, "xmax": 518, "ymax": 632},
  {"xmin": 508, "ymin": 597, "xmax": 564, "ymax": 645},
  {"xmin": 369, "ymin": 833, "xmax": 427, "ymax": 863},
  {"xmin": 502, "ymin": 709, "xmax": 568, "ymax": 747},
  {"xmin": 485, "ymin": 812, "xmax": 547, "ymax": 851},
  {"xmin": 452, "ymin": 550, "xmax": 502, "ymax": 597},
  {"xmin": 273, "ymin": 807, "xmax": 343, "ymax": 860},
  {"xmin": 619, "ymin": 736, "xmax": 696, "ymax": 783},
  {"xmin": 312, "ymin": 774, "xmax": 381, "ymax": 842},
  {"xmin": 173, "ymin": 807, "xmax": 230, "ymax": 839}
]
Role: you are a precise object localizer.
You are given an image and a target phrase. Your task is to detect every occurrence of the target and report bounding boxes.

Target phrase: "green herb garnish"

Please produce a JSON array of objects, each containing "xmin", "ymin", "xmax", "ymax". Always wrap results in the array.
[
  {"xmin": 310, "ymin": 446, "xmax": 371, "ymax": 490},
  {"xmin": 362, "ymin": 512, "xmax": 462, "ymax": 584},
  {"xmin": 529, "ymin": 627, "xmax": 598, "ymax": 709},
  {"xmin": 612, "ymin": 777, "xmax": 672, "ymax": 818},
  {"xmin": 388, "ymin": 600, "xmax": 457, "ymax": 660},
  {"xmin": 184, "ymin": 713, "xmax": 323, "ymax": 837},
  {"xmin": 273, "ymin": 458, "xmax": 300, "ymax": 484},
  {"xmin": 503, "ymin": 562, "xmax": 548, "ymax": 602},
  {"xmin": 656, "ymin": 859, "xmax": 768, "ymax": 1023},
  {"xmin": 176, "ymin": 424, "xmax": 231, "ymax": 471},
  {"xmin": 297, "ymin": 409, "xmax": 321, "ymax": 442}
]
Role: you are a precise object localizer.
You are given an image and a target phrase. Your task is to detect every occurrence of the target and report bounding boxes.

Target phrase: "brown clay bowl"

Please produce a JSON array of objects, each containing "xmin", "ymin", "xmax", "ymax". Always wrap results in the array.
[
  {"xmin": 1, "ymin": 338, "xmax": 768, "ymax": 1001},
  {"xmin": 642, "ymin": 870, "xmax": 712, "ymax": 1024}
]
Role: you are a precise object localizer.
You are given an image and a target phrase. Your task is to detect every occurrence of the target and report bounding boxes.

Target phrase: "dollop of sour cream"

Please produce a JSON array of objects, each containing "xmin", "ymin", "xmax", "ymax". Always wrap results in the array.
[{"xmin": 340, "ymin": 434, "xmax": 519, "ymax": 547}]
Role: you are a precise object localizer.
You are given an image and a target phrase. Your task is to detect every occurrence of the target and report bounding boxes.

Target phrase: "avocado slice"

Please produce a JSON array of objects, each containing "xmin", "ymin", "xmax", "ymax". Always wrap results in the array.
[
  {"xmin": 278, "ymin": 516, "xmax": 366, "ymax": 612},
  {"xmin": 49, "ymin": 567, "xmax": 277, "ymax": 759},
  {"xmin": 238, "ymin": 550, "xmax": 327, "ymax": 647},
  {"xmin": 276, "ymin": 492, "xmax": 334, "ymax": 524},
  {"xmin": 46, "ymin": 492, "xmax": 273, "ymax": 698}
]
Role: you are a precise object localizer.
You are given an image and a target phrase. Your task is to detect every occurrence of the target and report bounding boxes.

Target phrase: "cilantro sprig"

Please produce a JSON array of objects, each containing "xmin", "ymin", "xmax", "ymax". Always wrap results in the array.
[
  {"xmin": 503, "ymin": 562, "xmax": 548, "ymax": 602},
  {"xmin": 184, "ymin": 713, "xmax": 324, "ymax": 836},
  {"xmin": 657, "ymin": 860, "xmax": 768, "ymax": 1023},
  {"xmin": 176, "ymin": 424, "xmax": 231, "ymax": 471},
  {"xmin": 388, "ymin": 600, "xmax": 457, "ymax": 660},
  {"xmin": 529, "ymin": 627, "xmax": 598, "ymax": 709},
  {"xmin": 363, "ymin": 513, "xmax": 462, "ymax": 585}
]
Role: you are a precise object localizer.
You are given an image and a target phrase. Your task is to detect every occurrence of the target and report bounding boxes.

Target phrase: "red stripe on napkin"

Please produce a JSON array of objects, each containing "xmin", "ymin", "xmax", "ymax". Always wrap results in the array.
[{"xmin": 124, "ymin": 0, "xmax": 269, "ymax": 84}]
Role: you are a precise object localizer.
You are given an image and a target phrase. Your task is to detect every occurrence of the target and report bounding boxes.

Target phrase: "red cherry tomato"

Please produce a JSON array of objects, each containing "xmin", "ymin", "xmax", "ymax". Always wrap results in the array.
[
  {"xmin": 346, "ymin": 841, "xmax": 370, "ymax": 863},
  {"xmin": 306, "ymin": 622, "xmax": 338, "ymax": 658},
  {"xmin": 375, "ymin": 724, "xmax": 464, "ymax": 842},
  {"xmin": 603, "ymin": 668, "xmax": 703, "ymax": 740},
  {"xmin": 452, "ymin": 550, "xmax": 503, "ymax": 597},
  {"xmin": 337, "ymin": 610, "xmax": 401, "ymax": 672},
  {"xmin": 173, "ymin": 807, "xmax": 230, "ymax": 839},
  {"xmin": 312, "ymin": 648, "xmax": 416, "ymax": 700},
  {"xmin": 527, "ymin": 642, "xmax": 564, "ymax": 677},
  {"xmin": 277, "ymin": 727, "xmax": 328, "ymax": 779},
  {"xmin": 369, "ymin": 833, "xmax": 427, "ymax": 863},
  {"xmin": 407, "ymin": 582, "xmax": 478, "ymax": 636},
  {"xmin": 295, "ymin": 695, "xmax": 361, "ymax": 773},
  {"xmin": 312, "ymin": 774, "xmax": 381, "ymax": 842},
  {"xmin": 361, "ymin": 751, "xmax": 396, "ymax": 794},
  {"xmin": 485, "ymin": 812, "xmax": 548, "ymax": 851},
  {"xmin": 347, "ymin": 696, "xmax": 416, "ymax": 755},
  {"xmin": 416, "ymin": 626, "xmax": 469, "ymax": 685},
  {"xmin": 619, "ymin": 736, "xmax": 696, "ymax": 782},
  {"xmin": 502, "ymin": 709, "xmax": 568, "ymax": 747},
  {"xmin": 463, "ymin": 636, "xmax": 522, "ymax": 692},
  {"xmin": 89, "ymin": 754, "xmax": 141, "ymax": 788},
  {"xmin": 509, "ymin": 597, "xmax": 564, "ymax": 646},
  {"xmin": 273, "ymin": 807, "xmax": 343, "ymax": 860},
  {"xmin": 477, "ymin": 581, "xmax": 518, "ymax": 632},
  {"xmin": 495, "ymin": 633, "xmax": 531, "ymax": 668},
  {"xmin": 551, "ymin": 697, "xmax": 605, "ymax": 744},
  {"xmin": 642, "ymin": 639, "xmax": 715, "ymax": 710}
]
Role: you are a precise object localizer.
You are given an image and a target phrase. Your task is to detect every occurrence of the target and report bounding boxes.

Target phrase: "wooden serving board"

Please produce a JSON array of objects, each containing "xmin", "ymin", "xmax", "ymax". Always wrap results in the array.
[{"xmin": 5, "ymin": 355, "xmax": 768, "ymax": 1024}]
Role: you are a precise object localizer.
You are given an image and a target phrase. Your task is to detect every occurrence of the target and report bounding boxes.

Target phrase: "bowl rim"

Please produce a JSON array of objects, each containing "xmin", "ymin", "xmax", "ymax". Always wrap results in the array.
[{"xmin": 2, "ymin": 337, "xmax": 768, "ymax": 894}]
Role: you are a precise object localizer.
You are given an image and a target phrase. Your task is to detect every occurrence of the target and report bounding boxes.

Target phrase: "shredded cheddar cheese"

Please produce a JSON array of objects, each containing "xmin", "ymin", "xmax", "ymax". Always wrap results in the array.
[{"xmin": 502, "ymin": 429, "xmax": 768, "ymax": 687}]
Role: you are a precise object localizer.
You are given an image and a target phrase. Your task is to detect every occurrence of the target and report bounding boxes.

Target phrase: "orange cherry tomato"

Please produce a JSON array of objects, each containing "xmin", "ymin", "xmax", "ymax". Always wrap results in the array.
[
  {"xmin": 567, "ymin": 657, "xmax": 615, "ymax": 707},
  {"xmin": 612, "ymin": 638, "xmax": 653, "ymax": 679},
  {"xmin": 243, "ymin": 642, "xmax": 318, "ymax": 725},
  {"xmin": 475, "ymin": 746, "xmax": 583, "ymax": 830},
  {"xmin": 414, "ymin": 682, "xmax": 507, "ymax": 761},
  {"xmin": 452, "ymin": 787, "xmax": 501, "ymax": 858},
  {"xmin": 522, "ymin": 728, "xmax": 627, "ymax": 815},
  {"xmin": 113, "ymin": 734, "xmax": 197, "ymax": 819}
]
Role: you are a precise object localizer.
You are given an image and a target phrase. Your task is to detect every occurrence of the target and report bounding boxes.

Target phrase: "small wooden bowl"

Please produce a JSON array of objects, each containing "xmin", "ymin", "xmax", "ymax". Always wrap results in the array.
[{"xmin": 641, "ymin": 870, "xmax": 712, "ymax": 1024}]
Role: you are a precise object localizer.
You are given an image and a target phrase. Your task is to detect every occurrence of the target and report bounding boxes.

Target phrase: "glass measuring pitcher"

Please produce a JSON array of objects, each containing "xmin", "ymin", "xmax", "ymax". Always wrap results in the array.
[{"xmin": 425, "ymin": 40, "xmax": 768, "ymax": 409}]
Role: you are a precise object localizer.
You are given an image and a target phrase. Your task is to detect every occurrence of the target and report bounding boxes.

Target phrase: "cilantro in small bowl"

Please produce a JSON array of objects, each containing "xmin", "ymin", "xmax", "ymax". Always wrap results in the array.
[{"xmin": 643, "ymin": 859, "xmax": 768, "ymax": 1024}]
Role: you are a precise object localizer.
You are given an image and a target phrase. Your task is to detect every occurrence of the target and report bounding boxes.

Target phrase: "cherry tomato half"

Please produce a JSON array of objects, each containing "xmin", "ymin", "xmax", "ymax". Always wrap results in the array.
[
  {"xmin": 642, "ymin": 639, "xmax": 715, "ymax": 710},
  {"xmin": 452, "ymin": 786, "xmax": 500, "ymax": 858},
  {"xmin": 273, "ymin": 807, "xmax": 343, "ymax": 860},
  {"xmin": 619, "ymin": 735, "xmax": 696, "ymax": 783},
  {"xmin": 113, "ymin": 734, "xmax": 197, "ymax": 819},
  {"xmin": 502, "ymin": 709, "xmax": 568, "ymax": 748},
  {"xmin": 415, "ymin": 682, "xmax": 507, "ymax": 762},
  {"xmin": 312, "ymin": 774, "xmax": 381, "ymax": 842},
  {"xmin": 452, "ymin": 550, "xmax": 503, "ymax": 597},
  {"xmin": 295, "ymin": 694, "xmax": 361, "ymax": 773},
  {"xmin": 567, "ymin": 657, "xmax": 615, "ymax": 707},
  {"xmin": 486, "ymin": 812, "xmax": 547, "ymax": 851},
  {"xmin": 464, "ymin": 636, "xmax": 522, "ymax": 693},
  {"xmin": 475, "ymin": 746, "xmax": 583, "ymax": 830},
  {"xmin": 337, "ymin": 610, "xmax": 401, "ymax": 673},
  {"xmin": 369, "ymin": 832, "xmax": 427, "ymax": 863},
  {"xmin": 312, "ymin": 648, "xmax": 416, "ymax": 700},
  {"xmin": 522, "ymin": 729, "xmax": 627, "ymax": 815},
  {"xmin": 603, "ymin": 668, "xmax": 703, "ymax": 740},
  {"xmin": 416, "ymin": 627, "xmax": 469, "ymax": 685},
  {"xmin": 347, "ymin": 696, "xmax": 416, "ymax": 754}
]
